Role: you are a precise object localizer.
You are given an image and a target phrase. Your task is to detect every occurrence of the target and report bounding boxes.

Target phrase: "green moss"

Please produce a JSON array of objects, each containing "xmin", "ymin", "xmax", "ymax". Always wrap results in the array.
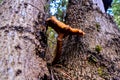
[
  {"xmin": 97, "ymin": 67, "xmax": 108, "ymax": 78},
  {"xmin": 95, "ymin": 45, "xmax": 102, "ymax": 53},
  {"xmin": 95, "ymin": 23, "xmax": 101, "ymax": 32},
  {"xmin": 88, "ymin": 55, "xmax": 98, "ymax": 64},
  {"xmin": 98, "ymin": 67, "xmax": 103, "ymax": 76}
]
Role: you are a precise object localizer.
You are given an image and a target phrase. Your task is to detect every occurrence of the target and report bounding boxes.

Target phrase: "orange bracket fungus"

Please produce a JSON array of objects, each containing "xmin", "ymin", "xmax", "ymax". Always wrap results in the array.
[{"xmin": 46, "ymin": 16, "xmax": 85, "ymax": 65}]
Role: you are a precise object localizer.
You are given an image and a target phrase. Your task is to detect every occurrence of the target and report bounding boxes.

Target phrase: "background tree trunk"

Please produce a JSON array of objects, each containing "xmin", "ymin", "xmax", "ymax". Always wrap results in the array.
[
  {"xmin": 51, "ymin": 0, "xmax": 120, "ymax": 80},
  {"xmin": 0, "ymin": 0, "xmax": 49, "ymax": 79}
]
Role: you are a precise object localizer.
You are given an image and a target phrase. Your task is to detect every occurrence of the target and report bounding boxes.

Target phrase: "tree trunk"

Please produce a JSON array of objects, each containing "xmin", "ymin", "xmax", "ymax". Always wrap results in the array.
[
  {"xmin": 0, "ymin": 0, "xmax": 49, "ymax": 79},
  {"xmin": 51, "ymin": 0, "xmax": 120, "ymax": 80}
]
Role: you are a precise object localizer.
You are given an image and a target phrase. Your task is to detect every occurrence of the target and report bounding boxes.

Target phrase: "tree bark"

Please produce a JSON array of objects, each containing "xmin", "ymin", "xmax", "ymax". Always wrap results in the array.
[
  {"xmin": 51, "ymin": 0, "xmax": 120, "ymax": 80},
  {"xmin": 0, "ymin": 0, "xmax": 49, "ymax": 80}
]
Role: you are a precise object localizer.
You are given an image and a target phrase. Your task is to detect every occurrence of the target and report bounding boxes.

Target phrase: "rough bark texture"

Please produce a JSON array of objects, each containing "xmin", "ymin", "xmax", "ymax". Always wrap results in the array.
[
  {"xmin": 51, "ymin": 0, "xmax": 120, "ymax": 80},
  {"xmin": 0, "ymin": 0, "xmax": 49, "ymax": 80}
]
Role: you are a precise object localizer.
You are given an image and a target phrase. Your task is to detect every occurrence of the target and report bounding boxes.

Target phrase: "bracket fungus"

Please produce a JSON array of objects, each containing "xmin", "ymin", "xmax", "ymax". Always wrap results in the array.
[{"xmin": 46, "ymin": 16, "xmax": 85, "ymax": 65}]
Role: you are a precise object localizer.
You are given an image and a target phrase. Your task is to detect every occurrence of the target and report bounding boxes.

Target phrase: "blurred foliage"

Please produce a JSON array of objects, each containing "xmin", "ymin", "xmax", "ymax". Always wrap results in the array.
[
  {"xmin": 47, "ymin": 0, "xmax": 68, "ymax": 55},
  {"xmin": 50, "ymin": 0, "xmax": 68, "ymax": 21},
  {"xmin": 112, "ymin": 0, "xmax": 120, "ymax": 28},
  {"xmin": 0, "ymin": 0, "xmax": 2, "ymax": 3}
]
